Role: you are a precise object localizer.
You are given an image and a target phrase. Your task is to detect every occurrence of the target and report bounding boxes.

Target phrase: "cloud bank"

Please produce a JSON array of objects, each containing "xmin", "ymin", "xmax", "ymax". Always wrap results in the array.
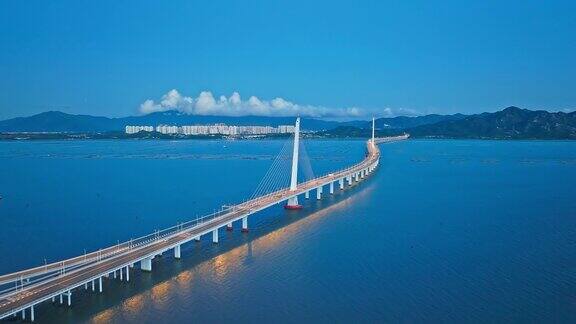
[{"xmin": 139, "ymin": 89, "xmax": 416, "ymax": 119}]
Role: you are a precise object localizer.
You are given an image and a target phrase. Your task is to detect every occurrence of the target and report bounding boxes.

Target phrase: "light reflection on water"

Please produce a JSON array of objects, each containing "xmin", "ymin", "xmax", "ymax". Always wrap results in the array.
[{"xmin": 86, "ymin": 187, "xmax": 372, "ymax": 323}]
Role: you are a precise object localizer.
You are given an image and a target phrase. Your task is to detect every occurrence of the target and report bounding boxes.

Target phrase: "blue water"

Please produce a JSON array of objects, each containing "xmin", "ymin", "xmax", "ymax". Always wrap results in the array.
[{"xmin": 1, "ymin": 139, "xmax": 575, "ymax": 323}]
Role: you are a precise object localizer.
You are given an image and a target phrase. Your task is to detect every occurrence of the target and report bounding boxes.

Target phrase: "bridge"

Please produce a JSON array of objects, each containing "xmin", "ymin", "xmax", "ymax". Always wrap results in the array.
[{"xmin": 0, "ymin": 117, "xmax": 408, "ymax": 322}]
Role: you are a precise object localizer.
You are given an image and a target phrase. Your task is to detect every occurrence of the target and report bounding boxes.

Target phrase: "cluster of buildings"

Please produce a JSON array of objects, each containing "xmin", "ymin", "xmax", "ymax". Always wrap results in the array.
[
  {"xmin": 125, "ymin": 124, "xmax": 295, "ymax": 136},
  {"xmin": 125, "ymin": 126, "xmax": 154, "ymax": 134}
]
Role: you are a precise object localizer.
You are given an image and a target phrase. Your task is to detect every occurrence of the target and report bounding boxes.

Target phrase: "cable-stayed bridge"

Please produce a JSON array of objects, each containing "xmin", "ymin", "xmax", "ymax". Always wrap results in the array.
[{"xmin": 0, "ymin": 117, "xmax": 408, "ymax": 322}]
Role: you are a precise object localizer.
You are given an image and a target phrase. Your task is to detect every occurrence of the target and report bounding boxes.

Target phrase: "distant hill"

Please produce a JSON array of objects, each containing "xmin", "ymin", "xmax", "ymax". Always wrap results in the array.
[
  {"xmin": 373, "ymin": 114, "xmax": 467, "ymax": 129},
  {"xmin": 0, "ymin": 110, "xmax": 350, "ymax": 132},
  {"xmin": 321, "ymin": 107, "xmax": 576, "ymax": 139},
  {"xmin": 0, "ymin": 111, "xmax": 117, "ymax": 133},
  {"xmin": 4, "ymin": 107, "xmax": 573, "ymax": 139},
  {"xmin": 319, "ymin": 126, "xmax": 402, "ymax": 138},
  {"xmin": 324, "ymin": 114, "xmax": 467, "ymax": 132},
  {"xmin": 409, "ymin": 107, "xmax": 576, "ymax": 139}
]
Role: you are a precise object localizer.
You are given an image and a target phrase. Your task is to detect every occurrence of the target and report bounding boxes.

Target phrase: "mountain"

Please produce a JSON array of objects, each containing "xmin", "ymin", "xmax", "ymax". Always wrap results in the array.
[
  {"xmin": 321, "ymin": 107, "xmax": 576, "ymax": 139},
  {"xmin": 409, "ymin": 107, "xmax": 576, "ymax": 139},
  {"xmin": 373, "ymin": 114, "xmax": 467, "ymax": 129},
  {"xmin": 4, "ymin": 107, "xmax": 574, "ymax": 139},
  {"xmin": 0, "ymin": 111, "xmax": 118, "ymax": 132},
  {"xmin": 319, "ymin": 126, "xmax": 406, "ymax": 138},
  {"xmin": 0, "ymin": 110, "xmax": 350, "ymax": 132}
]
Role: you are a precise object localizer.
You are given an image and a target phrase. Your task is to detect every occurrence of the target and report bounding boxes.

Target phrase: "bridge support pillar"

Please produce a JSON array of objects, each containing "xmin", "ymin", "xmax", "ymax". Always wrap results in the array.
[
  {"xmin": 113, "ymin": 270, "xmax": 117, "ymax": 279},
  {"xmin": 126, "ymin": 266, "xmax": 130, "ymax": 282},
  {"xmin": 99, "ymin": 277, "xmax": 103, "ymax": 292},
  {"xmin": 330, "ymin": 182, "xmax": 334, "ymax": 194},
  {"xmin": 174, "ymin": 245, "xmax": 181, "ymax": 259},
  {"xmin": 305, "ymin": 191, "xmax": 309, "ymax": 199},
  {"xmin": 91, "ymin": 279, "xmax": 95, "ymax": 291},
  {"xmin": 316, "ymin": 186, "xmax": 323, "ymax": 200},
  {"xmin": 361, "ymin": 170, "xmax": 365, "ymax": 178},
  {"xmin": 212, "ymin": 229, "xmax": 219, "ymax": 244},
  {"xmin": 339, "ymin": 178, "xmax": 344, "ymax": 190},
  {"xmin": 141, "ymin": 257, "xmax": 152, "ymax": 272},
  {"xmin": 226, "ymin": 222, "xmax": 233, "ymax": 231},
  {"xmin": 67, "ymin": 291, "xmax": 71, "ymax": 306},
  {"xmin": 120, "ymin": 268, "xmax": 123, "ymax": 281},
  {"xmin": 21, "ymin": 309, "xmax": 25, "ymax": 320},
  {"xmin": 31, "ymin": 305, "xmax": 34, "ymax": 322},
  {"xmin": 285, "ymin": 196, "xmax": 301, "ymax": 209},
  {"xmin": 347, "ymin": 175, "xmax": 352, "ymax": 186},
  {"xmin": 194, "ymin": 235, "xmax": 200, "ymax": 242},
  {"xmin": 84, "ymin": 282, "xmax": 88, "ymax": 290},
  {"xmin": 242, "ymin": 217, "xmax": 249, "ymax": 232},
  {"xmin": 59, "ymin": 294, "xmax": 63, "ymax": 304},
  {"xmin": 52, "ymin": 296, "xmax": 55, "ymax": 302}
]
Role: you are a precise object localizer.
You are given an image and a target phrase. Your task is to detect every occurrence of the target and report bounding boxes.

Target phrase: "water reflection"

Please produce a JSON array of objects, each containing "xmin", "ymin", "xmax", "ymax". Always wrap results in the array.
[
  {"xmin": 150, "ymin": 281, "xmax": 171, "ymax": 307},
  {"xmin": 122, "ymin": 295, "xmax": 145, "ymax": 315},
  {"xmin": 91, "ymin": 309, "xmax": 114, "ymax": 324},
  {"xmin": 175, "ymin": 270, "xmax": 193, "ymax": 288},
  {"xmin": 86, "ymin": 184, "xmax": 374, "ymax": 322}
]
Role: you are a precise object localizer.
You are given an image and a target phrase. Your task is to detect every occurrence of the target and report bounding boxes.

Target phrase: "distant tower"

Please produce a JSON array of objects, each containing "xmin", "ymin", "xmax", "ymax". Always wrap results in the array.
[
  {"xmin": 285, "ymin": 117, "xmax": 302, "ymax": 209},
  {"xmin": 372, "ymin": 117, "xmax": 375, "ymax": 144}
]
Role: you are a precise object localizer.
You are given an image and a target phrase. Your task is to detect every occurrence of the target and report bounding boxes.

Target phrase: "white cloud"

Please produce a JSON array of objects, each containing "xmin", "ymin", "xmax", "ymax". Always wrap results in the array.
[
  {"xmin": 139, "ymin": 89, "xmax": 417, "ymax": 119},
  {"xmin": 229, "ymin": 92, "xmax": 241, "ymax": 106}
]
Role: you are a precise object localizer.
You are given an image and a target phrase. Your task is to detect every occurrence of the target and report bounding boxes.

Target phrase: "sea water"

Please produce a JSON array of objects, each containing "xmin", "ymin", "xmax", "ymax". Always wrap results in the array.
[{"xmin": 0, "ymin": 139, "xmax": 575, "ymax": 323}]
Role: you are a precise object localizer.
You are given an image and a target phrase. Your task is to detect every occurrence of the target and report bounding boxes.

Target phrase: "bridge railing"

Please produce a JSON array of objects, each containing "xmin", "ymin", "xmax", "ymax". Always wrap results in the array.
[{"xmin": 0, "ymin": 205, "xmax": 242, "ymax": 297}]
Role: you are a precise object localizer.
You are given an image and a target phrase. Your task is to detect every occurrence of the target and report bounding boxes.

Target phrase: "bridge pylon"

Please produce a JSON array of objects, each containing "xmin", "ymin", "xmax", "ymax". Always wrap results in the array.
[
  {"xmin": 285, "ymin": 117, "xmax": 303, "ymax": 210},
  {"xmin": 372, "ymin": 117, "xmax": 375, "ymax": 144}
]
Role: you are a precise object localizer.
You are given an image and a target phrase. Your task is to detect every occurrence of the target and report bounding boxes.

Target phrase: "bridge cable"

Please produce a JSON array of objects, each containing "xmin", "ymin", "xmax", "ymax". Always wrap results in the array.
[
  {"xmin": 298, "ymin": 139, "xmax": 315, "ymax": 182},
  {"xmin": 250, "ymin": 135, "xmax": 294, "ymax": 199}
]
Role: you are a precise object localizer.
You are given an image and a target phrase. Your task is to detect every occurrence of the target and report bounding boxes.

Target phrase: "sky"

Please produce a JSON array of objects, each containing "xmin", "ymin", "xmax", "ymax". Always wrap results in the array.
[{"xmin": 0, "ymin": 0, "xmax": 575, "ymax": 120}]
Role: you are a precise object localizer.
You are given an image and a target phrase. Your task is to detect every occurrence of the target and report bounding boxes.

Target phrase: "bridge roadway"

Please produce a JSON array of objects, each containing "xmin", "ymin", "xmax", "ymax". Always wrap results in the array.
[{"xmin": 0, "ymin": 135, "xmax": 406, "ymax": 321}]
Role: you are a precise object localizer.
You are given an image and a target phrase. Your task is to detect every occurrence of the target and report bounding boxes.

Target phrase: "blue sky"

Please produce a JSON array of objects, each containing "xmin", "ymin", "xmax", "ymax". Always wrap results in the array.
[{"xmin": 0, "ymin": 0, "xmax": 575, "ymax": 120}]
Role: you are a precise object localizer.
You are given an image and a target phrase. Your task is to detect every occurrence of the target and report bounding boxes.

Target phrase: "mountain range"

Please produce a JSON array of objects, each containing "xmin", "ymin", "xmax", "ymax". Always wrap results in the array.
[
  {"xmin": 0, "ymin": 110, "xmax": 466, "ymax": 133},
  {"xmin": 0, "ymin": 111, "xmax": 354, "ymax": 132},
  {"xmin": 1, "ymin": 107, "xmax": 575, "ymax": 139},
  {"xmin": 323, "ymin": 107, "xmax": 576, "ymax": 139}
]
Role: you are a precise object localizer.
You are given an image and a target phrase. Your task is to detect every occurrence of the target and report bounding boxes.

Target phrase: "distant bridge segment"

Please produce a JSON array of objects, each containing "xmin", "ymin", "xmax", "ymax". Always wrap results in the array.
[{"xmin": 0, "ymin": 119, "xmax": 408, "ymax": 322}]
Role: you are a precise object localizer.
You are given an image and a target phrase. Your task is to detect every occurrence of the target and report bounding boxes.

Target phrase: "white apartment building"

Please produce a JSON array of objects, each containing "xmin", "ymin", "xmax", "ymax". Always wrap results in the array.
[
  {"xmin": 125, "ymin": 125, "xmax": 154, "ymax": 134},
  {"xmin": 156, "ymin": 125, "xmax": 180, "ymax": 134},
  {"xmin": 278, "ymin": 125, "xmax": 295, "ymax": 133}
]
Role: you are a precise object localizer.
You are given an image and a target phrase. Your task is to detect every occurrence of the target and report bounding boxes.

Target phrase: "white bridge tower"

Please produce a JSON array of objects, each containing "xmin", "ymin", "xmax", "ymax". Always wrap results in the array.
[
  {"xmin": 285, "ymin": 117, "xmax": 302, "ymax": 209},
  {"xmin": 372, "ymin": 117, "xmax": 375, "ymax": 144}
]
